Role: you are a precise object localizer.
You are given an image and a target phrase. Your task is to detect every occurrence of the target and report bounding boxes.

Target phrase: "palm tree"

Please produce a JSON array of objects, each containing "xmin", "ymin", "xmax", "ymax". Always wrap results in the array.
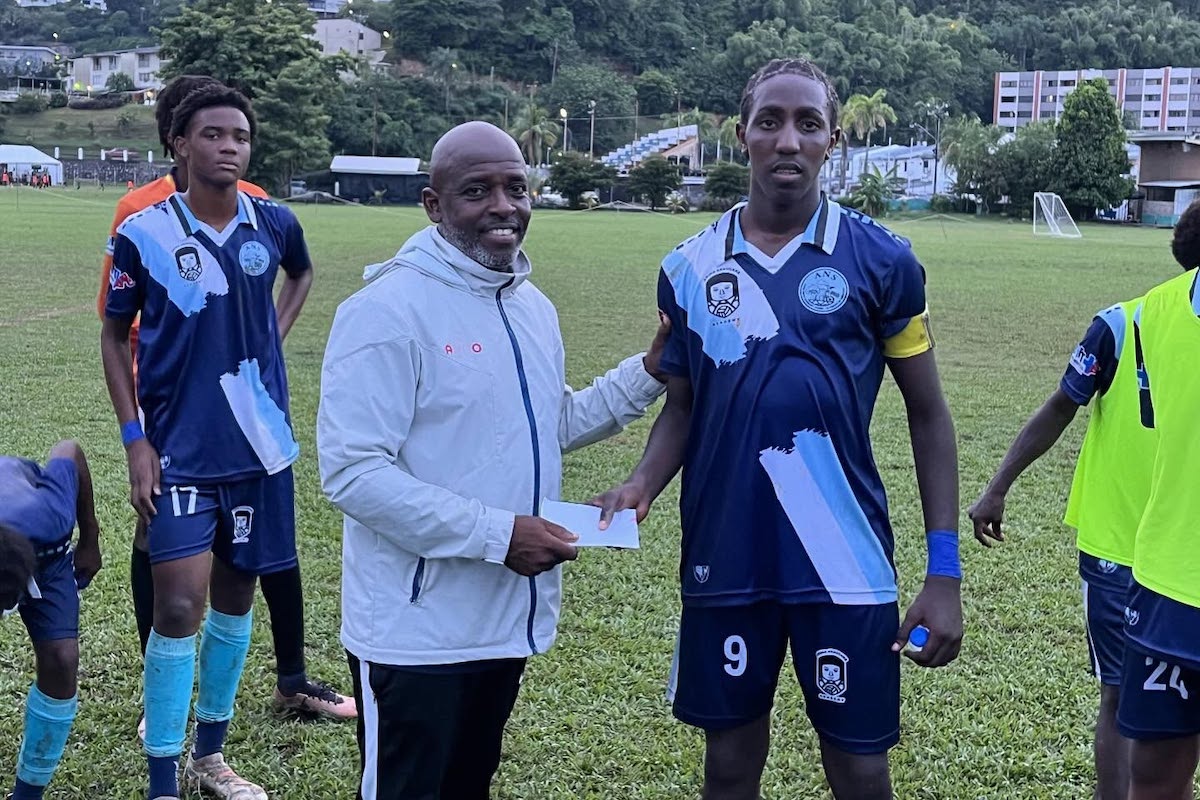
[
  {"xmin": 850, "ymin": 165, "xmax": 904, "ymax": 218},
  {"xmin": 718, "ymin": 115, "xmax": 740, "ymax": 162},
  {"xmin": 841, "ymin": 89, "xmax": 898, "ymax": 176},
  {"xmin": 510, "ymin": 104, "xmax": 559, "ymax": 167}
]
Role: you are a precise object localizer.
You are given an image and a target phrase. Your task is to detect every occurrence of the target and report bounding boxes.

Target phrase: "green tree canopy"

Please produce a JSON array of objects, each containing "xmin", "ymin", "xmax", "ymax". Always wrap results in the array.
[
  {"xmin": 105, "ymin": 71, "xmax": 134, "ymax": 92},
  {"xmin": 543, "ymin": 64, "xmax": 636, "ymax": 156},
  {"xmin": 157, "ymin": 0, "xmax": 343, "ymax": 193},
  {"xmin": 704, "ymin": 161, "xmax": 749, "ymax": 209},
  {"xmin": 549, "ymin": 151, "xmax": 616, "ymax": 208},
  {"xmin": 627, "ymin": 155, "xmax": 681, "ymax": 209},
  {"xmin": 634, "ymin": 69, "xmax": 677, "ymax": 116},
  {"xmin": 1049, "ymin": 77, "xmax": 1133, "ymax": 219}
]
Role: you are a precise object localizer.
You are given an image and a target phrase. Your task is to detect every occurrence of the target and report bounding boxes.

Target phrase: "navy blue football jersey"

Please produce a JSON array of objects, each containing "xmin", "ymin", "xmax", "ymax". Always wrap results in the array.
[
  {"xmin": 105, "ymin": 192, "xmax": 311, "ymax": 483},
  {"xmin": 657, "ymin": 198, "xmax": 930, "ymax": 607}
]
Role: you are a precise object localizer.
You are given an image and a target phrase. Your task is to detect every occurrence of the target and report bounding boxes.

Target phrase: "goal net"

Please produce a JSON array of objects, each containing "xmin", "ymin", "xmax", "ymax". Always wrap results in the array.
[{"xmin": 1033, "ymin": 192, "xmax": 1082, "ymax": 238}]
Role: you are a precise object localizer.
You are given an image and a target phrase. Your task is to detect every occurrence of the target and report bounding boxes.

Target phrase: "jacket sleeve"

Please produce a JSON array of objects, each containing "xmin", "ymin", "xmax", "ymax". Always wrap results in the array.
[
  {"xmin": 558, "ymin": 353, "xmax": 666, "ymax": 453},
  {"xmin": 317, "ymin": 300, "xmax": 516, "ymax": 563}
]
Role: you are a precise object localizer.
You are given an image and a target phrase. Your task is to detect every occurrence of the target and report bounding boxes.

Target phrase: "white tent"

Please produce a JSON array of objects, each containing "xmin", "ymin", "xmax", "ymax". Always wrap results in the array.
[{"xmin": 0, "ymin": 144, "xmax": 63, "ymax": 184}]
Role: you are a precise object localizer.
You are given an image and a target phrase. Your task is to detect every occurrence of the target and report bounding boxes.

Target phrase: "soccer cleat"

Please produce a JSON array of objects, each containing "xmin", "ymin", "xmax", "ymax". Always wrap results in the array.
[
  {"xmin": 272, "ymin": 681, "xmax": 357, "ymax": 721},
  {"xmin": 184, "ymin": 752, "xmax": 267, "ymax": 800}
]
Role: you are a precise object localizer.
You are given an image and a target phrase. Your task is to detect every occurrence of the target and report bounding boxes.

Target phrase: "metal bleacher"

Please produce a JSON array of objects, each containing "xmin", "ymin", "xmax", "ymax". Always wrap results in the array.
[{"xmin": 601, "ymin": 124, "xmax": 698, "ymax": 172}]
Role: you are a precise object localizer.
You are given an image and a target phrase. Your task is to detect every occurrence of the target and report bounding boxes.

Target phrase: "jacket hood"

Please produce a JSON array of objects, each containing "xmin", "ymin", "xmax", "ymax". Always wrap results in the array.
[{"xmin": 362, "ymin": 225, "xmax": 532, "ymax": 296}]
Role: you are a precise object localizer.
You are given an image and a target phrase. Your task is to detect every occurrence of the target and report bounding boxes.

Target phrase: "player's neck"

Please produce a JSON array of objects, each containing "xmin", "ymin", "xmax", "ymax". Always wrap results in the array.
[
  {"xmin": 182, "ymin": 180, "xmax": 239, "ymax": 232},
  {"xmin": 741, "ymin": 188, "xmax": 821, "ymax": 256}
]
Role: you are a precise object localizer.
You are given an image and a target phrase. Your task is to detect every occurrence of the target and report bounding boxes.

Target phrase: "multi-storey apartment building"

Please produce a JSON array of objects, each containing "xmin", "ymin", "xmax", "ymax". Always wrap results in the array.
[{"xmin": 994, "ymin": 67, "xmax": 1200, "ymax": 133}]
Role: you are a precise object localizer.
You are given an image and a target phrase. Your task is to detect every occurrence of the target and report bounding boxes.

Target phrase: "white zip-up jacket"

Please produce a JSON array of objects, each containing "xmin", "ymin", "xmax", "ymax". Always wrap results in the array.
[{"xmin": 318, "ymin": 227, "xmax": 664, "ymax": 666}]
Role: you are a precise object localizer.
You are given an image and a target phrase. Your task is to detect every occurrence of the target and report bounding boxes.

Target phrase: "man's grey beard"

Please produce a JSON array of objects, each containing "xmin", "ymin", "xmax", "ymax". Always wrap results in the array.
[{"xmin": 441, "ymin": 224, "xmax": 518, "ymax": 272}]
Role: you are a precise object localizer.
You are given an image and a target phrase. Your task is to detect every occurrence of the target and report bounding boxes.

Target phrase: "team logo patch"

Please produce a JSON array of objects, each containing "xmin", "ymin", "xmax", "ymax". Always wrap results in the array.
[
  {"xmin": 239, "ymin": 241, "xmax": 270, "ymax": 276},
  {"xmin": 1098, "ymin": 559, "xmax": 1119, "ymax": 574},
  {"xmin": 159, "ymin": 455, "xmax": 171, "ymax": 471},
  {"xmin": 231, "ymin": 506, "xmax": 254, "ymax": 545},
  {"xmin": 706, "ymin": 272, "xmax": 740, "ymax": 318},
  {"xmin": 799, "ymin": 268, "xmax": 849, "ymax": 314},
  {"xmin": 816, "ymin": 648, "xmax": 849, "ymax": 703},
  {"xmin": 1070, "ymin": 345, "xmax": 1099, "ymax": 377},
  {"xmin": 693, "ymin": 565, "xmax": 710, "ymax": 584},
  {"xmin": 174, "ymin": 245, "xmax": 203, "ymax": 282},
  {"xmin": 109, "ymin": 267, "xmax": 135, "ymax": 290},
  {"xmin": 1124, "ymin": 606, "xmax": 1140, "ymax": 627}
]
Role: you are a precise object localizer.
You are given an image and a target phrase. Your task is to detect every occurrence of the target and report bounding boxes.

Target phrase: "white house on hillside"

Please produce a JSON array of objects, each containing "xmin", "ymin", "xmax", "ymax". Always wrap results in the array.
[
  {"xmin": 310, "ymin": 19, "xmax": 386, "ymax": 68},
  {"xmin": 69, "ymin": 46, "xmax": 165, "ymax": 92}
]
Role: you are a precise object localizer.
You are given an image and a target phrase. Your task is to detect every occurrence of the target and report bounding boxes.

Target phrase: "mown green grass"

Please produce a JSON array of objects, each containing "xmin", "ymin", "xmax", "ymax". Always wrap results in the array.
[
  {"xmin": 0, "ymin": 186, "xmax": 1193, "ymax": 798},
  {"xmin": 2, "ymin": 104, "xmax": 160, "ymax": 155}
]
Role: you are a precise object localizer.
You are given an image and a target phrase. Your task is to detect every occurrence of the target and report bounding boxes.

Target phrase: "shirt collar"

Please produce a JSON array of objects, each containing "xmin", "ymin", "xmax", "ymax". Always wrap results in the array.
[
  {"xmin": 167, "ymin": 190, "xmax": 257, "ymax": 238},
  {"xmin": 725, "ymin": 194, "xmax": 841, "ymax": 261},
  {"xmin": 1192, "ymin": 270, "xmax": 1200, "ymax": 318}
]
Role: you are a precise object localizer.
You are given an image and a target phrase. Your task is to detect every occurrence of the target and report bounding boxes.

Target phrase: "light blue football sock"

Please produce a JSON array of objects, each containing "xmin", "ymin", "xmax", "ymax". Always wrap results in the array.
[
  {"xmin": 194, "ymin": 609, "xmax": 252, "ymax": 737},
  {"xmin": 15, "ymin": 684, "xmax": 77, "ymax": 788},
  {"xmin": 143, "ymin": 630, "xmax": 197, "ymax": 760}
]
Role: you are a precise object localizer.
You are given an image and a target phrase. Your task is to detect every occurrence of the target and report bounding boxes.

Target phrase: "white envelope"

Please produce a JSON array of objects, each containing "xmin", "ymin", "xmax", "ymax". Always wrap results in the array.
[{"xmin": 539, "ymin": 500, "xmax": 640, "ymax": 549}]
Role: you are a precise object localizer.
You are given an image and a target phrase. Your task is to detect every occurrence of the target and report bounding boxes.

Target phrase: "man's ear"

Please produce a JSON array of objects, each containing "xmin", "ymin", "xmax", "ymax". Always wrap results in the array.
[
  {"xmin": 421, "ymin": 186, "xmax": 442, "ymax": 222},
  {"xmin": 173, "ymin": 135, "xmax": 190, "ymax": 162}
]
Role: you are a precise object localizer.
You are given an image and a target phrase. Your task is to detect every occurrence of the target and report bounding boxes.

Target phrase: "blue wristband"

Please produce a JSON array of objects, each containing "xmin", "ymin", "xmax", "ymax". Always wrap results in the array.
[
  {"xmin": 926, "ymin": 530, "xmax": 962, "ymax": 579},
  {"xmin": 121, "ymin": 419, "xmax": 145, "ymax": 447}
]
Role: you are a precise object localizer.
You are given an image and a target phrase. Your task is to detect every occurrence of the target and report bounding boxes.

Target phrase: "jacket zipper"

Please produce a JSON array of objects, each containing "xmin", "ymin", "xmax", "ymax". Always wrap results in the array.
[
  {"xmin": 496, "ymin": 285, "xmax": 541, "ymax": 655},
  {"xmin": 409, "ymin": 557, "xmax": 426, "ymax": 604}
]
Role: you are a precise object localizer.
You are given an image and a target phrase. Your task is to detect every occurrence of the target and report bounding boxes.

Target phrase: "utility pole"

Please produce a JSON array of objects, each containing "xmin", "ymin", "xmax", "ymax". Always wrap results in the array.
[
  {"xmin": 588, "ymin": 99, "xmax": 596, "ymax": 159},
  {"xmin": 372, "ymin": 91, "xmax": 378, "ymax": 156}
]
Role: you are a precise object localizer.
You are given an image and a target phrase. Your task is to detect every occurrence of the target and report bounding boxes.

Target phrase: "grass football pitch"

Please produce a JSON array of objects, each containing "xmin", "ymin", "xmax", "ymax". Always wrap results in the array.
[{"xmin": 0, "ymin": 186, "xmax": 1192, "ymax": 798}]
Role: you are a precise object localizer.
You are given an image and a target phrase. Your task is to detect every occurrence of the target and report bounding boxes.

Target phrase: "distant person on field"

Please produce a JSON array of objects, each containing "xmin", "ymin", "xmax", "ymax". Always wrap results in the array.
[
  {"xmin": 318, "ymin": 120, "xmax": 670, "ymax": 799},
  {"xmin": 968, "ymin": 264, "xmax": 1164, "ymax": 794},
  {"xmin": 95, "ymin": 74, "xmax": 355, "ymax": 744},
  {"xmin": 1, "ymin": 440, "xmax": 102, "ymax": 800},
  {"xmin": 595, "ymin": 58, "xmax": 963, "ymax": 800},
  {"xmin": 1119, "ymin": 201, "xmax": 1200, "ymax": 800}
]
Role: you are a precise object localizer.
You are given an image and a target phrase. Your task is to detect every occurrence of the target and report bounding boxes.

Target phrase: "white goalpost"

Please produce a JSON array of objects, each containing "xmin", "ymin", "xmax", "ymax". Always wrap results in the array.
[{"xmin": 1033, "ymin": 192, "xmax": 1082, "ymax": 238}]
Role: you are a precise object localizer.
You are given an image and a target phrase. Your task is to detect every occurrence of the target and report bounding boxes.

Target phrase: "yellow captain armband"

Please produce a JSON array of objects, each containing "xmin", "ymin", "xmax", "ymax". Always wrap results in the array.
[{"xmin": 883, "ymin": 306, "xmax": 934, "ymax": 358}]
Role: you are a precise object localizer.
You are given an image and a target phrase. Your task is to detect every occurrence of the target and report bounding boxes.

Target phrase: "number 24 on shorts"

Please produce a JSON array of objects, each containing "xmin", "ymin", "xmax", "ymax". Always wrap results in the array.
[{"xmin": 1144, "ymin": 657, "xmax": 1190, "ymax": 700}]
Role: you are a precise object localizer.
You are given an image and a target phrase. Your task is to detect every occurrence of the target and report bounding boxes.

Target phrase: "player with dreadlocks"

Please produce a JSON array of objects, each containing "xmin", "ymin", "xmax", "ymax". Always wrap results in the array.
[
  {"xmin": 595, "ymin": 57, "xmax": 963, "ymax": 799},
  {"xmin": 96, "ymin": 75, "xmax": 354, "ymax": 744}
]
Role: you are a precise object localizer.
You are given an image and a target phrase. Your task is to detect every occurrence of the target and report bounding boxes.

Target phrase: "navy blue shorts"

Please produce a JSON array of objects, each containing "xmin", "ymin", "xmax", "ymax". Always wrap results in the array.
[
  {"xmin": 1118, "ymin": 582, "xmax": 1200, "ymax": 740},
  {"xmin": 19, "ymin": 550, "xmax": 79, "ymax": 643},
  {"xmin": 669, "ymin": 602, "xmax": 900, "ymax": 754},
  {"xmin": 1080, "ymin": 553, "xmax": 1132, "ymax": 686},
  {"xmin": 147, "ymin": 468, "xmax": 297, "ymax": 575},
  {"xmin": 1118, "ymin": 646, "xmax": 1200, "ymax": 740}
]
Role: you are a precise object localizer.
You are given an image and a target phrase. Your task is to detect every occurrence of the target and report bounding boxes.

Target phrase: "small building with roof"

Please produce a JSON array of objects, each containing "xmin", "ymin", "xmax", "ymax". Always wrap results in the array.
[{"xmin": 329, "ymin": 155, "xmax": 428, "ymax": 204}]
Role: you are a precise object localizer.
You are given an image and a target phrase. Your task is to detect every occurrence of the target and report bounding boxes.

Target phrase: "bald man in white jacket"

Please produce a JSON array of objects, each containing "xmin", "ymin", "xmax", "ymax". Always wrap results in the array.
[{"xmin": 317, "ymin": 122, "xmax": 667, "ymax": 800}]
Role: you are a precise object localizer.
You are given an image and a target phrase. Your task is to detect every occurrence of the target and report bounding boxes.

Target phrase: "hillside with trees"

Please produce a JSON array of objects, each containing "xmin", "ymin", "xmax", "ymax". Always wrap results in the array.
[{"xmin": 5, "ymin": 0, "xmax": 1195, "ymax": 195}]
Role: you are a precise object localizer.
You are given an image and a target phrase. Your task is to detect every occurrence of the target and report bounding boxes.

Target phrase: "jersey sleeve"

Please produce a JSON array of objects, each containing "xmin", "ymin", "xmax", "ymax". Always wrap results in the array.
[
  {"xmin": 1060, "ymin": 315, "xmax": 1119, "ymax": 406},
  {"xmin": 878, "ymin": 246, "xmax": 928, "ymax": 342},
  {"xmin": 105, "ymin": 232, "xmax": 147, "ymax": 320},
  {"xmin": 882, "ymin": 305, "xmax": 934, "ymax": 359},
  {"xmin": 29, "ymin": 458, "xmax": 78, "ymax": 545},
  {"xmin": 98, "ymin": 196, "xmax": 137, "ymax": 320},
  {"xmin": 279, "ymin": 210, "xmax": 313, "ymax": 278},
  {"xmin": 656, "ymin": 268, "xmax": 689, "ymax": 378}
]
